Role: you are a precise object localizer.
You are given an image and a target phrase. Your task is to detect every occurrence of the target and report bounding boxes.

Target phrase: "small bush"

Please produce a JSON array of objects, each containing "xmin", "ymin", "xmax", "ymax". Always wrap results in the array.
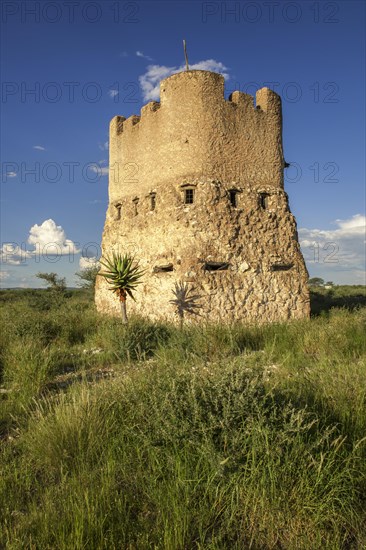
[{"xmin": 92, "ymin": 316, "xmax": 172, "ymax": 360}]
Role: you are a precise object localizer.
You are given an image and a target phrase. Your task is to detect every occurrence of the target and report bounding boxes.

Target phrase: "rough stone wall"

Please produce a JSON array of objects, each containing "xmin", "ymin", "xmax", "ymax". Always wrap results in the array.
[{"xmin": 95, "ymin": 70, "xmax": 310, "ymax": 323}]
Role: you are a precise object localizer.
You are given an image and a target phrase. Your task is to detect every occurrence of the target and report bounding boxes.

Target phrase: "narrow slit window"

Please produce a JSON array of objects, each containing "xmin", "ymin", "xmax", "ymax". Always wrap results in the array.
[
  {"xmin": 204, "ymin": 261, "xmax": 230, "ymax": 272},
  {"xmin": 150, "ymin": 193, "xmax": 156, "ymax": 211},
  {"xmin": 229, "ymin": 189, "xmax": 238, "ymax": 207},
  {"xmin": 115, "ymin": 203, "xmax": 121, "ymax": 220},
  {"xmin": 259, "ymin": 193, "xmax": 269, "ymax": 209},
  {"xmin": 271, "ymin": 263, "xmax": 293, "ymax": 272},
  {"xmin": 184, "ymin": 188, "xmax": 194, "ymax": 204},
  {"xmin": 133, "ymin": 197, "xmax": 139, "ymax": 216},
  {"xmin": 153, "ymin": 263, "xmax": 174, "ymax": 273}
]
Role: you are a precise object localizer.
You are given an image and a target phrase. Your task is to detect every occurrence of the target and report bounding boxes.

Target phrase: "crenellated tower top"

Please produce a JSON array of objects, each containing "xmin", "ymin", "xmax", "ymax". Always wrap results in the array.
[{"xmin": 109, "ymin": 70, "xmax": 284, "ymax": 202}]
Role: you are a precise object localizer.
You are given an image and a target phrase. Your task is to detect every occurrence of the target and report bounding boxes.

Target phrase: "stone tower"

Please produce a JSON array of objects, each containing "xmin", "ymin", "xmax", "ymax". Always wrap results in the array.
[{"xmin": 95, "ymin": 70, "xmax": 310, "ymax": 323}]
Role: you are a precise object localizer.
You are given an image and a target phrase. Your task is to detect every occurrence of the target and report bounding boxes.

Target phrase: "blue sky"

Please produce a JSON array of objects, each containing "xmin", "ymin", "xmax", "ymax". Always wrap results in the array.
[{"xmin": 1, "ymin": 0, "xmax": 365, "ymax": 287}]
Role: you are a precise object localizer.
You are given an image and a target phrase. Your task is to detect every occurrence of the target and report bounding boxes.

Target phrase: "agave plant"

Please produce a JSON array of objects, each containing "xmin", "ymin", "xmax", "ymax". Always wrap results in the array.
[
  {"xmin": 99, "ymin": 252, "xmax": 144, "ymax": 324},
  {"xmin": 170, "ymin": 281, "xmax": 202, "ymax": 328}
]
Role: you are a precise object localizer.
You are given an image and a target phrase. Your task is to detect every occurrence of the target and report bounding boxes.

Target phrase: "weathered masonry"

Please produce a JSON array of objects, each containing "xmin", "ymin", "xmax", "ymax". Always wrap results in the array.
[{"xmin": 95, "ymin": 70, "xmax": 310, "ymax": 322}]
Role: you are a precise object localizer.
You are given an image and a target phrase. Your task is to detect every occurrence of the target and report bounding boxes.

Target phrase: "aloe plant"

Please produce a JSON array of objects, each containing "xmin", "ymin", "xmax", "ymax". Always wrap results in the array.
[
  {"xmin": 170, "ymin": 281, "xmax": 202, "ymax": 328},
  {"xmin": 99, "ymin": 253, "xmax": 144, "ymax": 324}
]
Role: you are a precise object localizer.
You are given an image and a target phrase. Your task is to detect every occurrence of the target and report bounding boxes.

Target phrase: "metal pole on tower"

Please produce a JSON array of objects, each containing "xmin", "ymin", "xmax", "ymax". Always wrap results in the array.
[{"xmin": 183, "ymin": 39, "xmax": 189, "ymax": 71}]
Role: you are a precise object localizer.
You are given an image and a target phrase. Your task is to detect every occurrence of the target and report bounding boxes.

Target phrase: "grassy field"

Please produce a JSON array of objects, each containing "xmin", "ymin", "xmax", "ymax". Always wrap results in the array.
[{"xmin": 0, "ymin": 286, "xmax": 365, "ymax": 549}]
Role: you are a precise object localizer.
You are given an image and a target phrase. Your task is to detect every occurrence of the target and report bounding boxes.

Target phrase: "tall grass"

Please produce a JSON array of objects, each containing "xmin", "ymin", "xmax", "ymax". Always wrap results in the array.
[{"xmin": 0, "ymin": 289, "xmax": 365, "ymax": 548}]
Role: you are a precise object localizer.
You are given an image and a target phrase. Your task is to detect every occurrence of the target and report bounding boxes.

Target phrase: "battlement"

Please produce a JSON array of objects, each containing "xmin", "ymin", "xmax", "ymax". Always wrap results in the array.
[
  {"xmin": 109, "ymin": 70, "xmax": 282, "ymax": 137},
  {"xmin": 255, "ymin": 87, "xmax": 282, "ymax": 114},
  {"xmin": 109, "ymin": 115, "xmax": 125, "ymax": 135},
  {"xmin": 108, "ymin": 70, "xmax": 284, "ymax": 200},
  {"xmin": 228, "ymin": 90, "xmax": 253, "ymax": 106},
  {"xmin": 141, "ymin": 101, "xmax": 161, "ymax": 117}
]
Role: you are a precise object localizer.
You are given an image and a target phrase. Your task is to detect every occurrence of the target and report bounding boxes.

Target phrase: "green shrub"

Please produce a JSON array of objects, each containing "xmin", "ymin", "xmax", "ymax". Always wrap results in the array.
[{"xmin": 92, "ymin": 315, "xmax": 172, "ymax": 361}]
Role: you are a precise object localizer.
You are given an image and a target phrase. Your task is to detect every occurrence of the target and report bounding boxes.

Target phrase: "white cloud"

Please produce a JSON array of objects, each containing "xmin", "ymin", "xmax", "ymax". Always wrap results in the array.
[
  {"xmin": 334, "ymin": 214, "xmax": 365, "ymax": 234},
  {"xmin": 0, "ymin": 243, "xmax": 32, "ymax": 265},
  {"xmin": 299, "ymin": 214, "xmax": 366, "ymax": 283},
  {"xmin": 108, "ymin": 89, "xmax": 119, "ymax": 98},
  {"xmin": 1, "ymin": 220, "xmax": 80, "ymax": 264},
  {"xmin": 90, "ymin": 165, "xmax": 109, "ymax": 176},
  {"xmin": 28, "ymin": 219, "xmax": 80, "ymax": 255},
  {"xmin": 136, "ymin": 50, "xmax": 153, "ymax": 61},
  {"xmin": 6, "ymin": 171, "xmax": 17, "ymax": 178},
  {"xmin": 189, "ymin": 59, "xmax": 230, "ymax": 78},
  {"xmin": 139, "ymin": 64, "xmax": 176, "ymax": 101},
  {"xmin": 98, "ymin": 141, "xmax": 109, "ymax": 151},
  {"xmin": 139, "ymin": 59, "xmax": 230, "ymax": 101},
  {"xmin": 33, "ymin": 145, "xmax": 46, "ymax": 151},
  {"xmin": 79, "ymin": 256, "xmax": 100, "ymax": 269}
]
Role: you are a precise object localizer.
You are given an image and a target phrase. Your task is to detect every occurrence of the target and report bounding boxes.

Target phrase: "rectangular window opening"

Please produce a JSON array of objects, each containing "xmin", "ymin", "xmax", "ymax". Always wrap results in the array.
[
  {"xmin": 184, "ymin": 188, "xmax": 194, "ymax": 204},
  {"xmin": 271, "ymin": 264, "xmax": 293, "ymax": 272},
  {"xmin": 115, "ymin": 203, "xmax": 121, "ymax": 220},
  {"xmin": 150, "ymin": 193, "xmax": 156, "ymax": 211},
  {"xmin": 132, "ymin": 197, "xmax": 139, "ymax": 216},
  {"xmin": 153, "ymin": 263, "xmax": 174, "ymax": 273},
  {"xmin": 229, "ymin": 190, "xmax": 238, "ymax": 207},
  {"xmin": 204, "ymin": 261, "xmax": 230, "ymax": 272},
  {"xmin": 259, "ymin": 193, "xmax": 269, "ymax": 209}
]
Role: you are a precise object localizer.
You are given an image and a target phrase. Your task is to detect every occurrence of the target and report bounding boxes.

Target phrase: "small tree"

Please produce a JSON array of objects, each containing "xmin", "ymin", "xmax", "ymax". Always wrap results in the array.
[
  {"xmin": 75, "ymin": 265, "xmax": 100, "ymax": 290},
  {"xmin": 170, "ymin": 281, "xmax": 202, "ymax": 328},
  {"xmin": 98, "ymin": 253, "xmax": 144, "ymax": 324},
  {"xmin": 309, "ymin": 277, "xmax": 325, "ymax": 287},
  {"xmin": 36, "ymin": 272, "xmax": 66, "ymax": 292}
]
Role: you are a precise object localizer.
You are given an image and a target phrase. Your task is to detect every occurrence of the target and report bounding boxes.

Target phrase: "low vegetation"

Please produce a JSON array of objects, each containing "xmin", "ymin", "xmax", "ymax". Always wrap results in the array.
[{"xmin": 0, "ymin": 285, "xmax": 365, "ymax": 549}]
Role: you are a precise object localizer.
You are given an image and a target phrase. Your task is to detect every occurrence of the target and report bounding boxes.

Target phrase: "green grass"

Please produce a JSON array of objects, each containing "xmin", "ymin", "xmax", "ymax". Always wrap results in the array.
[{"xmin": 0, "ymin": 287, "xmax": 365, "ymax": 549}]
